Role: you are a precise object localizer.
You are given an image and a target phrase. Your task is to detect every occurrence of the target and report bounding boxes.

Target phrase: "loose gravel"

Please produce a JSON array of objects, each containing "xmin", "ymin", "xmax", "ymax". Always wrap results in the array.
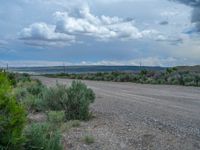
[{"xmin": 35, "ymin": 76, "xmax": 200, "ymax": 150}]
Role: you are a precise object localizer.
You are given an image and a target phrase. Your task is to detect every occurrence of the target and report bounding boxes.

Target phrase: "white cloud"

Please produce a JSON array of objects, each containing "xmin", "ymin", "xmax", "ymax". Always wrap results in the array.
[
  {"xmin": 172, "ymin": 38, "xmax": 200, "ymax": 60},
  {"xmin": 160, "ymin": 11, "xmax": 179, "ymax": 17},
  {"xmin": 81, "ymin": 57, "xmax": 178, "ymax": 67},
  {"xmin": 19, "ymin": 5, "xmax": 159, "ymax": 47},
  {"xmin": 155, "ymin": 35, "xmax": 183, "ymax": 45},
  {"xmin": 0, "ymin": 60, "xmax": 66, "ymax": 67},
  {"xmin": 19, "ymin": 22, "xmax": 75, "ymax": 47},
  {"xmin": 0, "ymin": 57, "xmax": 182, "ymax": 67},
  {"xmin": 54, "ymin": 6, "xmax": 158, "ymax": 41}
]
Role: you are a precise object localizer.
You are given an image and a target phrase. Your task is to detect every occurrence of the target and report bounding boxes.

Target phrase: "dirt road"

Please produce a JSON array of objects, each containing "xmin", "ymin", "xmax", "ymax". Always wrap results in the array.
[{"xmin": 35, "ymin": 76, "xmax": 200, "ymax": 150}]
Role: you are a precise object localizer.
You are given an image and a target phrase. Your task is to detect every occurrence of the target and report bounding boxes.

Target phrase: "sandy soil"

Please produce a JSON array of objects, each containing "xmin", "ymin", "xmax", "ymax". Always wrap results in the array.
[{"xmin": 34, "ymin": 76, "xmax": 200, "ymax": 150}]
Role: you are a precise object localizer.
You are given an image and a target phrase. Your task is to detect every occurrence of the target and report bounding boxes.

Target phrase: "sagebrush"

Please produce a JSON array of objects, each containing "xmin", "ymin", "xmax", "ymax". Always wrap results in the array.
[
  {"xmin": 24, "ymin": 123, "xmax": 63, "ymax": 150},
  {"xmin": 43, "ymin": 81, "xmax": 95, "ymax": 120}
]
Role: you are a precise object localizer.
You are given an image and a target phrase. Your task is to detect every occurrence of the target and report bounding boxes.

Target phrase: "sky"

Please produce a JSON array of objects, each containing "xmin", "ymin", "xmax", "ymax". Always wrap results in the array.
[{"xmin": 0, "ymin": 0, "xmax": 200, "ymax": 67}]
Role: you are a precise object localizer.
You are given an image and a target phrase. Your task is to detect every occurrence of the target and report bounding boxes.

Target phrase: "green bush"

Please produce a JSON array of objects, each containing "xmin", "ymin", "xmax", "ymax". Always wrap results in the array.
[
  {"xmin": 27, "ymin": 80, "xmax": 44, "ymax": 96},
  {"xmin": 70, "ymin": 120, "xmax": 81, "ymax": 127},
  {"xmin": 22, "ymin": 95, "xmax": 44, "ymax": 112},
  {"xmin": 7, "ymin": 72, "xmax": 17, "ymax": 86},
  {"xmin": 16, "ymin": 73, "xmax": 31, "ymax": 83},
  {"xmin": 14, "ymin": 80, "xmax": 46, "ymax": 112},
  {"xmin": 7, "ymin": 73, "xmax": 31, "ymax": 87},
  {"xmin": 82, "ymin": 135, "xmax": 95, "ymax": 145},
  {"xmin": 60, "ymin": 120, "xmax": 81, "ymax": 132},
  {"xmin": 16, "ymin": 80, "xmax": 44, "ymax": 96},
  {"xmin": 65, "ymin": 81, "xmax": 95, "ymax": 120},
  {"xmin": 46, "ymin": 70, "xmax": 200, "ymax": 87},
  {"xmin": 47, "ymin": 111, "xmax": 65, "ymax": 124},
  {"xmin": 42, "ymin": 84, "xmax": 68, "ymax": 111},
  {"xmin": 43, "ymin": 81, "xmax": 95, "ymax": 120},
  {"xmin": 24, "ymin": 123, "xmax": 63, "ymax": 150},
  {"xmin": 0, "ymin": 73, "xmax": 26, "ymax": 150},
  {"xmin": 14, "ymin": 86, "xmax": 28, "ymax": 101}
]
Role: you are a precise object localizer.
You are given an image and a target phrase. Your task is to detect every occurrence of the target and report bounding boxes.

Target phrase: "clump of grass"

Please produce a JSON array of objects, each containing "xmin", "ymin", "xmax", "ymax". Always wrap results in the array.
[
  {"xmin": 24, "ymin": 123, "xmax": 63, "ymax": 150},
  {"xmin": 70, "ymin": 120, "xmax": 81, "ymax": 127},
  {"xmin": 60, "ymin": 120, "xmax": 81, "ymax": 132},
  {"xmin": 82, "ymin": 135, "xmax": 95, "ymax": 145},
  {"xmin": 47, "ymin": 111, "xmax": 65, "ymax": 124}
]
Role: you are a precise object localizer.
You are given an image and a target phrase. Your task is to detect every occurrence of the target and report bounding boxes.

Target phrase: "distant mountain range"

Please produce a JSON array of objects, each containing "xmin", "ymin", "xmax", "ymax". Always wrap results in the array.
[
  {"xmin": 7, "ymin": 65, "xmax": 200, "ymax": 74},
  {"xmin": 9, "ymin": 65, "xmax": 166, "ymax": 74}
]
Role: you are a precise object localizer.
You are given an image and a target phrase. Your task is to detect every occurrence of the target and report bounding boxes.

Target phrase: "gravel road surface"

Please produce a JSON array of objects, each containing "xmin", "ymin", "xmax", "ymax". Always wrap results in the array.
[{"xmin": 35, "ymin": 76, "xmax": 200, "ymax": 150}]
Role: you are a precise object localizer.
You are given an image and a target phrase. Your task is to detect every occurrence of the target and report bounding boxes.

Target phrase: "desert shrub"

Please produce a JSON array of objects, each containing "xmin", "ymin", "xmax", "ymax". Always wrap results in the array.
[
  {"xmin": 22, "ymin": 95, "xmax": 44, "ymax": 112},
  {"xmin": 0, "ymin": 73, "xmax": 26, "ymax": 150},
  {"xmin": 66, "ymin": 81, "xmax": 95, "ymax": 120},
  {"xmin": 7, "ymin": 73, "xmax": 31, "ymax": 87},
  {"xmin": 27, "ymin": 80, "xmax": 44, "ymax": 96},
  {"xmin": 17, "ymin": 73, "xmax": 31, "ymax": 83},
  {"xmin": 42, "ymin": 84, "xmax": 68, "ymax": 111},
  {"xmin": 43, "ymin": 81, "xmax": 95, "ymax": 120},
  {"xmin": 60, "ymin": 120, "xmax": 81, "ymax": 132},
  {"xmin": 70, "ymin": 120, "xmax": 81, "ymax": 127},
  {"xmin": 14, "ymin": 86, "xmax": 29, "ymax": 101},
  {"xmin": 46, "ymin": 70, "xmax": 200, "ymax": 87},
  {"xmin": 14, "ymin": 80, "xmax": 46, "ymax": 112},
  {"xmin": 7, "ymin": 72, "xmax": 17, "ymax": 86},
  {"xmin": 140, "ymin": 69, "xmax": 148, "ymax": 76},
  {"xmin": 194, "ymin": 75, "xmax": 200, "ymax": 86},
  {"xmin": 47, "ymin": 111, "xmax": 65, "ymax": 124},
  {"xmin": 178, "ymin": 74, "xmax": 185, "ymax": 85},
  {"xmin": 16, "ymin": 80, "xmax": 44, "ymax": 96},
  {"xmin": 24, "ymin": 123, "xmax": 63, "ymax": 150},
  {"xmin": 82, "ymin": 135, "xmax": 95, "ymax": 145}
]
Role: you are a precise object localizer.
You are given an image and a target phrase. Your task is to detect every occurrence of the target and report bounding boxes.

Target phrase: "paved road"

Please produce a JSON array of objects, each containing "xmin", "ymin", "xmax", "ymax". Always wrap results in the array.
[{"xmin": 35, "ymin": 76, "xmax": 200, "ymax": 150}]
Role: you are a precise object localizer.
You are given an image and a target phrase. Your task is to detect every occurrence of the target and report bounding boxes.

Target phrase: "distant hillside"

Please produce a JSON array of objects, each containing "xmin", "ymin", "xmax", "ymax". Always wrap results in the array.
[
  {"xmin": 9, "ymin": 66, "xmax": 165, "ymax": 74},
  {"xmin": 176, "ymin": 65, "xmax": 200, "ymax": 73}
]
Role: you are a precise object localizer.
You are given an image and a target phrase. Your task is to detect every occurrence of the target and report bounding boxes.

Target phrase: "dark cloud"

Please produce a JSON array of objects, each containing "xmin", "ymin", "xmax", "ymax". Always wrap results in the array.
[
  {"xmin": 159, "ymin": 21, "xmax": 169, "ymax": 25},
  {"xmin": 191, "ymin": 7, "xmax": 200, "ymax": 31},
  {"xmin": 172, "ymin": 0, "xmax": 200, "ymax": 6},
  {"xmin": 171, "ymin": 0, "xmax": 200, "ymax": 32}
]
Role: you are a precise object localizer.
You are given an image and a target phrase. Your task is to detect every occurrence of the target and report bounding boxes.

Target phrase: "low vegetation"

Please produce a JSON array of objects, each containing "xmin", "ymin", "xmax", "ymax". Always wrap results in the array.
[
  {"xmin": 0, "ymin": 72, "xmax": 95, "ymax": 150},
  {"xmin": 0, "ymin": 73, "xmax": 26, "ymax": 150},
  {"xmin": 24, "ymin": 123, "xmax": 63, "ymax": 150},
  {"xmin": 60, "ymin": 120, "xmax": 81, "ymax": 132},
  {"xmin": 83, "ymin": 135, "xmax": 95, "ymax": 145},
  {"xmin": 46, "ymin": 67, "xmax": 200, "ymax": 87},
  {"xmin": 42, "ymin": 81, "xmax": 95, "ymax": 120}
]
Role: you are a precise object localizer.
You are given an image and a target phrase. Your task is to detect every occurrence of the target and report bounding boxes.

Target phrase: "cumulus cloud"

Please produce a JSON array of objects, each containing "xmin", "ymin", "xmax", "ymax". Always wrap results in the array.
[
  {"xmin": 19, "ymin": 22, "xmax": 75, "ymax": 47},
  {"xmin": 19, "ymin": 5, "xmax": 159, "ymax": 47},
  {"xmin": 54, "ymin": 6, "xmax": 158, "ymax": 41}
]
